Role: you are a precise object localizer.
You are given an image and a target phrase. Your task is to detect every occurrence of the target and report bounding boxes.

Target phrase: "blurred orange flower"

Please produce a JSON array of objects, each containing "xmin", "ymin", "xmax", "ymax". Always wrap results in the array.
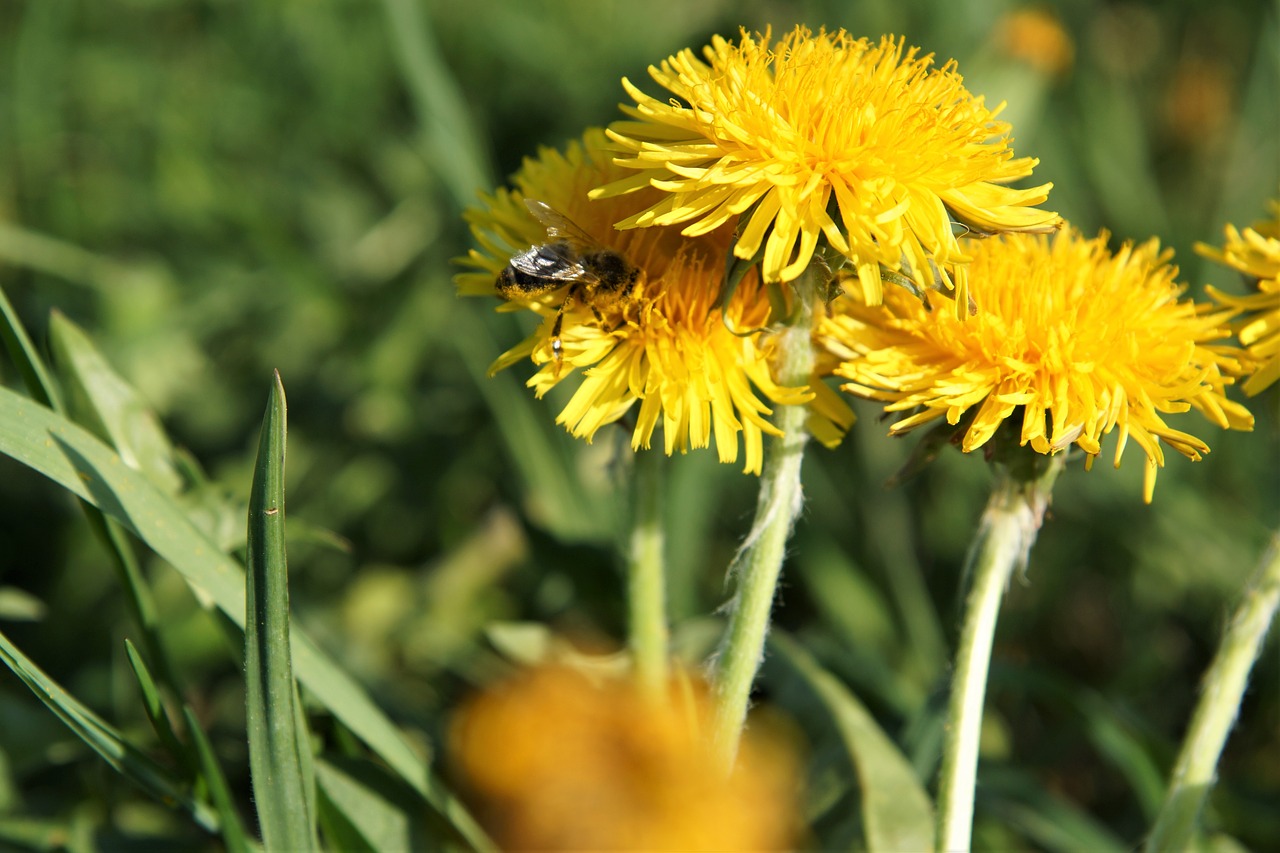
[
  {"xmin": 451, "ymin": 666, "xmax": 800, "ymax": 850},
  {"xmin": 996, "ymin": 8, "xmax": 1074, "ymax": 78}
]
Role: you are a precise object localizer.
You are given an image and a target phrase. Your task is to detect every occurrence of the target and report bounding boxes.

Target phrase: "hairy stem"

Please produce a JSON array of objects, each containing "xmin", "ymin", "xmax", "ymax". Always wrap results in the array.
[
  {"xmin": 1145, "ymin": 532, "xmax": 1280, "ymax": 852},
  {"xmin": 710, "ymin": 271, "xmax": 818, "ymax": 771},
  {"xmin": 937, "ymin": 456, "xmax": 1063, "ymax": 851},
  {"xmin": 628, "ymin": 447, "xmax": 669, "ymax": 696}
]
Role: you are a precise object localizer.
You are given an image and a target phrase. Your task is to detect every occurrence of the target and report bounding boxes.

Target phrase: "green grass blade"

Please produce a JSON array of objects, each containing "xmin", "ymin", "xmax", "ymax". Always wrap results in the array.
[
  {"xmin": 182, "ymin": 705, "xmax": 255, "ymax": 853},
  {"xmin": 378, "ymin": 0, "xmax": 492, "ymax": 211},
  {"xmin": 769, "ymin": 632, "xmax": 936, "ymax": 853},
  {"xmin": 123, "ymin": 639, "xmax": 191, "ymax": 774},
  {"xmin": 0, "ymin": 385, "xmax": 494, "ymax": 851},
  {"xmin": 87, "ymin": 511, "xmax": 187, "ymax": 692},
  {"xmin": 245, "ymin": 371, "xmax": 316, "ymax": 852},
  {"xmin": 0, "ymin": 628, "xmax": 219, "ymax": 833},
  {"xmin": 316, "ymin": 756, "xmax": 428, "ymax": 852},
  {"xmin": 450, "ymin": 305, "xmax": 615, "ymax": 543},
  {"xmin": 3, "ymin": 296, "xmax": 185, "ymax": 694},
  {"xmin": 0, "ymin": 282, "xmax": 61, "ymax": 411},
  {"xmin": 47, "ymin": 309, "xmax": 182, "ymax": 494},
  {"xmin": 0, "ymin": 221, "xmax": 121, "ymax": 292},
  {"xmin": 992, "ymin": 666, "xmax": 1166, "ymax": 819},
  {"xmin": 980, "ymin": 766, "xmax": 1127, "ymax": 852}
]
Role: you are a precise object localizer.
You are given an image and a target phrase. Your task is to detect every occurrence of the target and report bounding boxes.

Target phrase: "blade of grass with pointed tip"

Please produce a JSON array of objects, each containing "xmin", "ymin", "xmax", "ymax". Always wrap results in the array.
[
  {"xmin": 0, "ymin": 628, "xmax": 219, "ymax": 834},
  {"xmin": 245, "ymin": 371, "xmax": 316, "ymax": 852},
  {"xmin": 0, "ymin": 283, "xmax": 61, "ymax": 411},
  {"xmin": 0, "ymin": 385, "xmax": 494, "ymax": 851},
  {"xmin": 123, "ymin": 639, "xmax": 191, "ymax": 774},
  {"xmin": 182, "ymin": 705, "xmax": 254, "ymax": 853},
  {"xmin": 2, "ymin": 290, "xmax": 185, "ymax": 695},
  {"xmin": 769, "ymin": 632, "xmax": 936, "ymax": 853}
]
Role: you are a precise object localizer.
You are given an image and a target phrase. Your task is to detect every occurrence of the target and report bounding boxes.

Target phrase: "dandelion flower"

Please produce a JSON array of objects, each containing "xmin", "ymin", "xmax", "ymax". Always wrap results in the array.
[
  {"xmin": 819, "ymin": 229, "xmax": 1254, "ymax": 502},
  {"xmin": 451, "ymin": 665, "xmax": 799, "ymax": 851},
  {"xmin": 593, "ymin": 27, "xmax": 1060, "ymax": 315},
  {"xmin": 457, "ymin": 129, "xmax": 853, "ymax": 475},
  {"xmin": 1199, "ymin": 200, "xmax": 1280, "ymax": 394}
]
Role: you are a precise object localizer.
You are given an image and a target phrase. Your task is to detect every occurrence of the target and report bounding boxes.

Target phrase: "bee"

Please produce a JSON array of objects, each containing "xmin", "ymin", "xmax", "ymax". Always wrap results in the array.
[{"xmin": 497, "ymin": 199, "xmax": 643, "ymax": 360}]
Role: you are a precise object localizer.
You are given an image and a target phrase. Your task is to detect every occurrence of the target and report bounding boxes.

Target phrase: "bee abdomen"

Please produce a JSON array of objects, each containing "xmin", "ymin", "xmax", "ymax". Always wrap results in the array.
[{"xmin": 497, "ymin": 265, "xmax": 548, "ymax": 294}]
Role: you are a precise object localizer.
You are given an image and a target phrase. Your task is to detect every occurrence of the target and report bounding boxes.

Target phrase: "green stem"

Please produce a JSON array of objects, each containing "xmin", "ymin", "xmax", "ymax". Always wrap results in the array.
[
  {"xmin": 937, "ymin": 456, "xmax": 1064, "ymax": 852},
  {"xmin": 711, "ymin": 271, "xmax": 818, "ymax": 771},
  {"xmin": 1144, "ymin": 531, "xmax": 1280, "ymax": 853},
  {"xmin": 628, "ymin": 447, "xmax": 668, "ymax": 696}
]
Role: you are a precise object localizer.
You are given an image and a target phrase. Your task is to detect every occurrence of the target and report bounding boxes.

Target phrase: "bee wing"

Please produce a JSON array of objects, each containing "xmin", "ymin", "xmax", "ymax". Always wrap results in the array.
[
  {"xmin": 509, "ymin": 242, "xmax": 588, "ymax": 281},
  {"xmin": 524, "ymin": 199, "xmax": 602, "ymax": 252}
]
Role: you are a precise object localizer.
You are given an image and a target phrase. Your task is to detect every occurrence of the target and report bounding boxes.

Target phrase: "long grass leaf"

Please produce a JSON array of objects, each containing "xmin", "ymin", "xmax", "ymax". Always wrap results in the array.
[
  {"xmin": 0, "ymin": 385, "xmax": 494, "ymax": 851},
  {"xmin": 182, "ymin": 705, "xmax": 254, "ymax": 853},
  {"xmin": 3, "ymin": 290, "xmax": 185, "ymax": 694},
  {"xmin": 48, "ymin": 310, "xmax": 182, "ymax": 493},
  {"xmin": 378, "ymin": 0, "xmax": 492, "ymax": 210},
  {"xmin": 0, "ymin": 628, "xmax": 218, "ymax": 833},
  {"xmin": 980, "ymin": 765, "xmax": 1127, "ymax": 852},
  {"xmin": 245, "ymin": 371, "xmax": 315, "ymax": 851},
  {"xmin": 0, "ymin": 283, "xmax": 61, "ymax": 410},
  {"xmin": 123, "ymin": 639, "xmax": 191, "ymax": 774},
  {"xmin": 316, "ymin": 756, "xmax": 425, "ymax": 852},
  {"xmin": 770, "ymin": 632, "xmax": 935, "ymax": 853},
  {"xmin": 451, "ymin": 305, "xmax": 615, "ymax": 543}
]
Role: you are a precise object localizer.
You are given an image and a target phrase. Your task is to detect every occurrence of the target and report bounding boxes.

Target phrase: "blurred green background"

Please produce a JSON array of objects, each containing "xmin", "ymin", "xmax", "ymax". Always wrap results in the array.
[{"xmin": 0, "ymin": 0, "xmax": 1277, "ymax": 848}]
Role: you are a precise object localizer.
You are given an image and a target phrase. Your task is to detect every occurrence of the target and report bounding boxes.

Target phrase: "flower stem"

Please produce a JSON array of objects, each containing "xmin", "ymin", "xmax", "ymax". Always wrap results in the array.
[
  {"xmin": 1144, "ymin": 531, "xmax": 1280, "ymax": 853},
  {"xmin": 628, "ymin": 446, "xmax": 669, "ymax": 697},
  {"xmin": 711, "ymin": 271, "xmax": 817, "ymax": 771},
  {"xmin": 937, "ymin": 455, "xmax": 1064, "ymax": 852}
]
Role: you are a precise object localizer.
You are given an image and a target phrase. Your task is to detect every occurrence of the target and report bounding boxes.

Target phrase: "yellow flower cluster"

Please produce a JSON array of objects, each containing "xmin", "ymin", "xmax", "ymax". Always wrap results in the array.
[
  {"xmin": 594, "ymin": 28, "xmax": 1059, "ymax": 314},
  {"xmin": 1199, "ymin": 200, "xmax": 1280, "ymax": 395},
  {"xmin": 458, "ymin": 129, "xmax": 851, "ymax": 474},
  {"xmin": 451, "ymin": 666, "xmax": 799, "ymax": 851},
  {"xmin": 820, "ymin": 230, "xmax": 1254, "ymax": 501},
  {"xmin": 460, "ymin": 26, "xmax": 1261, "ymax": 495},
  {"xmin": 460, "ymin": 27, "xmax": 1062, "ymax": 472}
]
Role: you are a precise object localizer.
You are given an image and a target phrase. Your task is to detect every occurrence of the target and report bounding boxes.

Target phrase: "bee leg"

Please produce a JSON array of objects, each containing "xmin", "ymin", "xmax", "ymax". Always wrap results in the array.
[
  {"xmin": 550, "ymin": 289, "xmax": 574, "ymax": 363},
  {"xmin": 550, "ymin": 309, "xmax": 565, "ymax": 362}
]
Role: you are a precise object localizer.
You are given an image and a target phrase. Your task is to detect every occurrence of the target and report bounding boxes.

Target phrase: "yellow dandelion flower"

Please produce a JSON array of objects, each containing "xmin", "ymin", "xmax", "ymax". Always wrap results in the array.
[
  {"xmin": 457, "ymin": 129, "xmax": 854, "ymax": 475},
  {"xmin": 819, "ymin": 229, "xmax": 1254, "ymax": 502},
  {"xmin": 451, "ymin": 665, "xmax": 800, "ymax": 851},
  {"xmin": 1199, "ymin": 200, "xmax": 1280, "ymax": 394},
  {"xmin": 592, "ymin": 27, "xmax": 1060, "ymax": 316}
]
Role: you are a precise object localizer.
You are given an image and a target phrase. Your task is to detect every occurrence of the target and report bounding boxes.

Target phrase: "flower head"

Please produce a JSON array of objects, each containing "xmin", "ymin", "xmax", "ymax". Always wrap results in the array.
[
  {"xmin": 458, "ymin": 129, "xmax": 853, "ymax": 474},
  {"xmin": 1199, "ymin": 200, "xmax": 1280, "ymax": 394},
  {"xmin": 450, "ymin": 665, "xmax": 799, "ymax": 851},
  {"xmin": 593, "ymin": 27, "xmax": 1060, "ymax": 315},
  {"xmin": 819, "ymin": 228, "xmax": 1254, "ymax": 502}
]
